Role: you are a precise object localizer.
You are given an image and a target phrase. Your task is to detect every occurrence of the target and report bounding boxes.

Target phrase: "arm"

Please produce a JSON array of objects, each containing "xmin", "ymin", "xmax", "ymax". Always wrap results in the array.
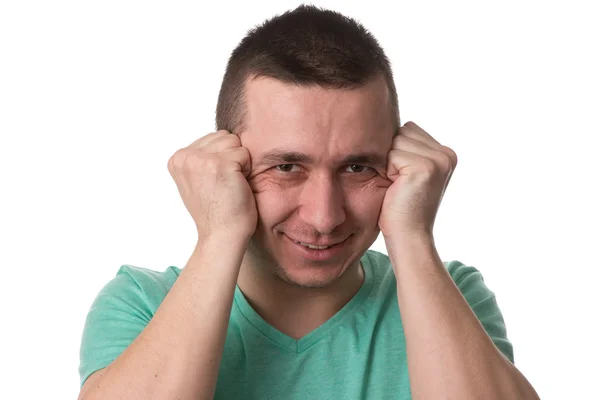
[
  {"xmin": 79, "ymin": 233, "xmax": 248, "ymax": 400},
  {"xmin": 386, "ymin": 234, "xmax": 540, "ymax": 400}
]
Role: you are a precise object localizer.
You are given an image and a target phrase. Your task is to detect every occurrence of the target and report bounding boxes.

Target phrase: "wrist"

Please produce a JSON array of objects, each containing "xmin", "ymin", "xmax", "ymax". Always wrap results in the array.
[
  {"xmin": 186, "ymin": 231, "xmax": 250, "ymax": 276},
  {"xmin": 383, "ymin": 232, "xmax": 437, "ymax": 267},
  {"xmin": 383, "ymin": 230, "xmax": 435, "ymax": 247},
  {"xmin": 197, "ymin": 225, "xmax": 253, "ymax": 243}
]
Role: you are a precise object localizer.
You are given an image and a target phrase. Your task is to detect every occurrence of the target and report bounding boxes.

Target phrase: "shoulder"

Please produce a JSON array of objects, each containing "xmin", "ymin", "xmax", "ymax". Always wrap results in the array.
[
  {"xmin": 364, "ymin": 249, "xmax": 513, "ymax": 361},
  {"xmin": 113, "ymin": 264, "xmax": 182, "ymax": 291},
  {"xmin": 445, "ymin": 260, "xmax": 484, "ymax": 284},
  {"xmin": 79, "ymin": 264, "xmax": 182, "ymax": 388},
  {"xmin": 91, "ymin": 264, "xmax": 182, "ymax": 312}
]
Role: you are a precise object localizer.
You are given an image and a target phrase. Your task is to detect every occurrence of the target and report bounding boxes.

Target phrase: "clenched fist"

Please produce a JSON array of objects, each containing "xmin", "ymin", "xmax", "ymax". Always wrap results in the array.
[{"xmin": 167, "ymin": 130, "xmax": 258, "ymax": 241}]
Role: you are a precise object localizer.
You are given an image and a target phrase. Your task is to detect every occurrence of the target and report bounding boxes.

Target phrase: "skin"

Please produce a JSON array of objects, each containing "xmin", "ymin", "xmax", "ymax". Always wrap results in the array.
[
  {"xmin": 236, "ymin": 74, "xmax": 394, "ymax": 339},
  {"xmin": 79, "ymin": 70, "xmax": 539, "ymax": 400},
  {"xmin": 230, "ymin": 73, "xmax": 539, "ymax": 398}
]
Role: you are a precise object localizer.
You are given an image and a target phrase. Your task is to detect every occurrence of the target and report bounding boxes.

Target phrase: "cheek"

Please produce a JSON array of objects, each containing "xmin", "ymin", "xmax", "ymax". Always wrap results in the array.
[
  {"xmin": 346, "ymin": 186, "xmax": 387, "ymax": 223},
  {"xmin": 252, "ymin": 178, "xmax": 299, "ymax": 223}
]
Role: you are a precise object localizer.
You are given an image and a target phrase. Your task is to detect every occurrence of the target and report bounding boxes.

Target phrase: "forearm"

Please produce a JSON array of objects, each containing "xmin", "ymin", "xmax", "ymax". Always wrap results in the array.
[
  {"xmin": 386, "ymin": 234, "xmax": 539, "ymax": 400},
  {"xmin": 81, "ymin": 233, "xmax": 249, "ymax": 400}
]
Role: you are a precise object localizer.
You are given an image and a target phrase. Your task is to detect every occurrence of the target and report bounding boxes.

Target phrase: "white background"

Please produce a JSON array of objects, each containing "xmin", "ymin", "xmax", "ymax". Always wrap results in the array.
[{"xmin": 1, "ymin": 0, "xmax": 598, "ymax": 398}]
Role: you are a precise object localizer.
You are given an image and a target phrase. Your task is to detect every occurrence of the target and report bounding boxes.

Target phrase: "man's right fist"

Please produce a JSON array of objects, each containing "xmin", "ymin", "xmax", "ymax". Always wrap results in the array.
[{"xmin": 167, "ymin": 130, "xmax": 258, "ymax": 240}]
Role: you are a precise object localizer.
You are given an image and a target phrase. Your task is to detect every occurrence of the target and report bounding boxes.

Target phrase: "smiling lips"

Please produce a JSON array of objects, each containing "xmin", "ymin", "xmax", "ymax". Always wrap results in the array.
[
  {"xmin": 293, "ymin": 241, "xmax": 334, "ymax": 250},
  {"xmin": 284, "ymin": 234, "xmax": 350, "ymax": 261},
  {"xmin": 291, "ymin": 237, "xmax": 347, "ymax": 249}
]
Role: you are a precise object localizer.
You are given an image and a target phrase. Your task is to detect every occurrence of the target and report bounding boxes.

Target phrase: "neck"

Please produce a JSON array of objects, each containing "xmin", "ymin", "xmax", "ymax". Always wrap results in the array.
[{"xmin": 236, "ymin": 253, "xmax": 365, "ymax": 340}]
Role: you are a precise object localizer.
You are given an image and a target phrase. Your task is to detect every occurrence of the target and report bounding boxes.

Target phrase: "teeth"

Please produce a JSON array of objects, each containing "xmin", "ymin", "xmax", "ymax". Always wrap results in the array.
[
  {"xmin": 307, "ymin": 244, "xmax": 329, "ymax": 250},
  {"xmin": 294, "ymin": 241, "xmax": 331, "ymax": 250}
]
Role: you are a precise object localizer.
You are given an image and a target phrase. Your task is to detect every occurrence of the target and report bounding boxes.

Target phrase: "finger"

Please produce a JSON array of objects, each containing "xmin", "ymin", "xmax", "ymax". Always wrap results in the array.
[
  {"xmin": 393, "ymin": 136, "xmax": 457, "ymax": 177},
  {"xmin": 186, "ymin": 130, "xmax": 231, "ymax": 149},
  {"xmin": 399, "ymin": 121, "xmax": 441, "ymax": 147},
  {"xmin": 221, "ymin": 146, "xmax": 253, "ymax": 177},
  {"xmin": 201, "ymin": 133, "xmax": 242, "ymax": 154},
  {"xmin": 385, "ymin": 149, "xmax": 426, "ymax": 182},
  {"xmin": 397, "ymin": 123, "xmax": 457, "ymax": 165},
  {"xmin": 392, "ymin": 134, "xmax": 443, "ymax": 160}
]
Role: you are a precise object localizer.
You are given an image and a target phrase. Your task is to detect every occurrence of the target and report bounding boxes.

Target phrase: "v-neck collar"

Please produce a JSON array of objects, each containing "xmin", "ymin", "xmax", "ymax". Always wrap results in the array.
[{"xmin": 233, "ymin": 252, "xmax": 374, "ymax": 354}]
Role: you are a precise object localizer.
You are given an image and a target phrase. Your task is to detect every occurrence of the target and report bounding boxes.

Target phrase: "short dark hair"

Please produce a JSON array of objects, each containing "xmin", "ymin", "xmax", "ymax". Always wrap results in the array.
[{"xmin": 215, "ymin": 4, "xmax": 399, "ymax": 134}]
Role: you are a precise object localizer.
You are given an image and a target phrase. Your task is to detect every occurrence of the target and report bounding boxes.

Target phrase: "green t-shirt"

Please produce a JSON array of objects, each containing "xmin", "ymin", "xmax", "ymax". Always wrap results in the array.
[{"xmin": 79, "ymin": 249, "xmax": 513, "ymax": 399}]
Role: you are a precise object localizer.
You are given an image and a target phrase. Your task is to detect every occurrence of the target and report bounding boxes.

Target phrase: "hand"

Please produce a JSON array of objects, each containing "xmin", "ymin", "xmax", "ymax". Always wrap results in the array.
[
  {"xmin": 378, "ymin": 121, "xmax": 457, "ymax": 238},
  {"xmin": 167, "ymin": 130, "xmax": 258, "ymax": 241}
]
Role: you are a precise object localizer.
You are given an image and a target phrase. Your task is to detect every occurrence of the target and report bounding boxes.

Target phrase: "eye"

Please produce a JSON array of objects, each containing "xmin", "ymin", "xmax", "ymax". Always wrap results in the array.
[
  {"xmin": 275, "ymin": 164, "xmax": 298, "ymax": 172},
  {"xmin": 345, "ymin": 164, "xmax": 370, "ymax": 173}
]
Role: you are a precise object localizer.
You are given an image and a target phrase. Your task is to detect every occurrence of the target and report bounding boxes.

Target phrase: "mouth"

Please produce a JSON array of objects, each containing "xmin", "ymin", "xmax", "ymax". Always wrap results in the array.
[
  {"xmin": 283, "ymin": 234, "xmax": 351, "ymax": 261},
  {"xmin": 291, "ymin": 240, "xmax": 342, "ymax": 250}
]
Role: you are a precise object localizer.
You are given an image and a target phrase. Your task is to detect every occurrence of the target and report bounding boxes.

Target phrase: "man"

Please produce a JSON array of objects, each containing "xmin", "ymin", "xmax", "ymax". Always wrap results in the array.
[{"xmin": 78, "ymin": 5, "xmax": 539, "ymax": 399}]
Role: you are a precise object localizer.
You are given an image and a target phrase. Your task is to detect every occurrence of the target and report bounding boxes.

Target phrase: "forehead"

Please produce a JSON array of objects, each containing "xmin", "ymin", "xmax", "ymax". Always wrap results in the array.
[{"xmin": 240, "ymin": 76, "xmax": 394, "ymax": 159}]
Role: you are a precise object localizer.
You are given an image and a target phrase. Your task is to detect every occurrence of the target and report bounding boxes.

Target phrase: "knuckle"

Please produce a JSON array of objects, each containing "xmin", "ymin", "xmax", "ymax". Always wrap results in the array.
[
  {"xmin": 440, "ymin": 157, "xmax": 452, "ymax": 172},
  {"xmin": 204, "ymin": 132, "xmax": 240, "ymax": 152},
  {"xmin": 433, "ymin": 153, "xmax": 449, "ymax": 170},
  {"xmin": 234, "ymin": 145, "xmax": 249, "ymax": 157},
  {"xmin": 183, "ymin": 153, "xmax": 204, "ymax": 171},
  {"xmin": 167, "ymin": 154, "xmax": 174, "ymax": 173},
  {"xmin": 437, "ymin": 147, "xmax": 457, "ymax": 170},
  {"xmin": 171, "ymin": 148, "xmax": 210, "ymax": 173},
  {"xmin": 187, "ymin": 134, "xmax": 211, "ymax": 149},
  {"xmin": 443, "ymin": 146, "xmax": 458, "ymax": 165},
  {"xmin": 202, "ymin": 155, "xmax": 221, "ymax": 173},
  {"xmin": 223, "ymin": 132, "xmax": 241, "ymax": 147},
  {"xmin": 423, "ymin": 159, "xmax": 438, "ymax": 173},
  {"xmin": 169, "ymin": 148, "xmax": 190, "ymax": 170}
]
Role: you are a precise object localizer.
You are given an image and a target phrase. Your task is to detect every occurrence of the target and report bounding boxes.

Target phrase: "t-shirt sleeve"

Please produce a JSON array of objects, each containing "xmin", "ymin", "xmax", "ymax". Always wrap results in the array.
[
  {"xmin": 78, "ymin": 266, "xmax": 154, "ymax": 388},
  {"xmin": 446, "ymin": 261, "xmax": 515, "ymax": 364}
]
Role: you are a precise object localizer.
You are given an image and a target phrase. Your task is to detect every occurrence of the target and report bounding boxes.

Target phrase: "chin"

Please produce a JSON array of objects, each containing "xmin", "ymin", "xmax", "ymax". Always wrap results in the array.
[
  {"xmin": 275, "ymin": 255, "xmax": 353, "ymax": 289},
  {"xmin": 274, "ymin": 263, "xmax": 347, "ymax": 289},
  {"xmin": 246, "ymin": 228, "xmax": 374, "ymax": 288}
]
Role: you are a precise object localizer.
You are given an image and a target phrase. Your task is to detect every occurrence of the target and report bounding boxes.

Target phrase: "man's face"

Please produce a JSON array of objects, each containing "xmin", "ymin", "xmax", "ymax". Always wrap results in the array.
[{"xmin": 241, "ymin": 75, "xmax": 394, "ymax": 288}]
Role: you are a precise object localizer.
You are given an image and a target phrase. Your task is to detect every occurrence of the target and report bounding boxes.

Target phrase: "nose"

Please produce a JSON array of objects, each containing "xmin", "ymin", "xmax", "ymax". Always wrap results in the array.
[{"xmin": 297, "ymin": 172, "xmax": 346, "ymax": 235}]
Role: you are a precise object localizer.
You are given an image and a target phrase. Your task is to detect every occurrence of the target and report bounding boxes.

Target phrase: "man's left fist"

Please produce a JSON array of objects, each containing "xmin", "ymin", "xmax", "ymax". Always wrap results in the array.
[{"xmin": 378, "ymin": 121, "xmax": 458, "ymax": 238}]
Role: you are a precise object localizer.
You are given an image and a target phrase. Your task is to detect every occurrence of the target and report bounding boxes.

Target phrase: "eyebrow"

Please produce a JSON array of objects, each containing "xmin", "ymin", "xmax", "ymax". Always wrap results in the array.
[{"xmin": 257, "ymin": 149, "xmax": 387, "ymax": 169}]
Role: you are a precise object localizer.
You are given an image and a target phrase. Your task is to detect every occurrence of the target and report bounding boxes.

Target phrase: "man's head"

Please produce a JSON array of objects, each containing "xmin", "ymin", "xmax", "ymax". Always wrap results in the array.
[
  {"xmin": 216, "ymin": 5, "xmax": 398, "ymax": 289},
  {"xmin": 216, "ymin": 4, "xmax": 399, "ymax": 134}
]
